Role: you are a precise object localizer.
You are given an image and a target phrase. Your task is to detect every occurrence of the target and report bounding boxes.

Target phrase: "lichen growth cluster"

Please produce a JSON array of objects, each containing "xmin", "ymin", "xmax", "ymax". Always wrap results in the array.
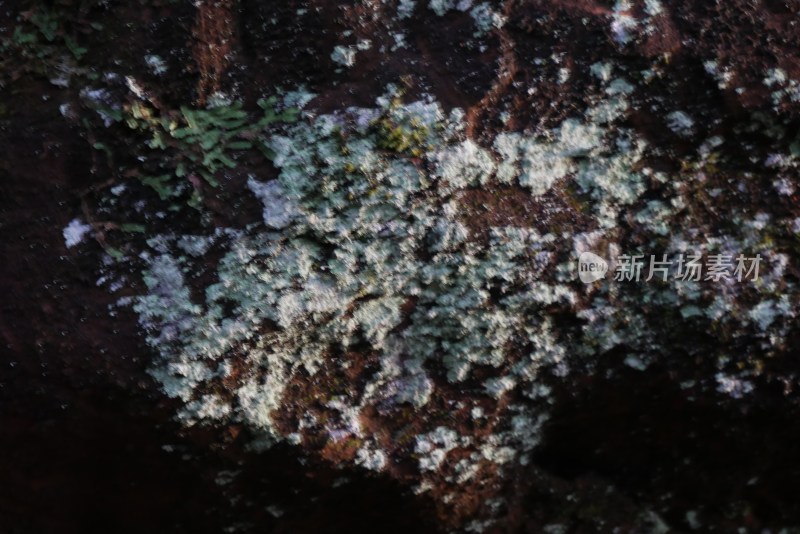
[{"xmin": 106, "ymin": 66, "xmax": 800, "ymax": 521}]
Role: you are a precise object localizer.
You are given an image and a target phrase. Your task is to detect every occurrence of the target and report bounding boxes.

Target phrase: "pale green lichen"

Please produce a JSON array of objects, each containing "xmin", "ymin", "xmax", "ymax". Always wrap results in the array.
[
  {"xmin": 398, "ymin": 0, "xmax": 416, "ymax": 19},
  {"xmin": 128, "ymin": 89, "xmax": 578, "ymax": 474},
  {"xmin": 125, "ymin": 76, "xmax": 633, "ymax": 457},
  {"xmin": 470, "ymin": 3, "xmax": 505, "ymax": 36},
  {"xmin": 434, "ymin": 139, "xmax": 495, "ymax": 188},
  {"xmin": 121, "ymin": 68, "xmax": 799, "ymax": 488},
  {"xmin": 331, "ymin": 45, "xmax": 357, "ymax": 67},
  {"xmin": 428, "ymin": 0, "xmax": 455, "ymax": 16},
  {"xmin": 666, "ymin": 110, "xmax": 695, "ymax": 136},
  {"xmin": 415, "ymin": 426, "xmax": 460, "ymax": 471}
]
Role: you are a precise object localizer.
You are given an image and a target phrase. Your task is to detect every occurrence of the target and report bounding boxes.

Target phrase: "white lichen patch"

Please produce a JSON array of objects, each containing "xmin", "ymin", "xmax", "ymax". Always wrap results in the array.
[
  {"xmin": 356, "ymin": 446, "xmax": 388, "ymax": 471},
  {"xmin": 63, "ymin": 218, "xmax": 92, "ymax": 248},
  {"xmin": 124, "ymin": 89, "xmax": 590, "ymax": 483},
  {"xmin": 611, "ymin": 0, "xmax": 637, "ymax": 45},
  {"xmin": 331, "ymin": 45, "xmax": 357, "ymax": 67},
  {"xmin": 666, "ymin": 111, "xmax": 695, "ymax": 136},
  {"xmin": 428, "ymin": 0, "xmax": 456, "ymax": 16},
  {"xmin": 470, "ymin": 3, "xmax": 505, "ymax": 36},
  {"xmin": 398, "ymin": 0, "xmax": 416, "ymax": 19},
  {"xmin": 247, "ymin": 176, "xmax": 300, "ymax": 229},
  {"xmin": 114, "ymin": 70, "xmax": 800, "ymax": 503},
  {"xmin": 643, "ymin": 0, "xmax": 663, "ymax": 16},
  {"xmin": 415, "ymin": 427, "xmax": 459, "ymax": 471},
  {"xmin": 764, "ymin": 68, "xmax": 800, "ymax": 106},
  {"xmin": 704, "ymin": 60, "xmax": 735, "ymax": 90},
  {"xmin": 591, "ymin": 62, "xmax": 613, "ymax": 83},
  {"xmin": 122, "ymin": 77, "xmax": 642, "ymax": 467},
  {"xmin": 391, "ymin": 32, "xmax": 408, "ymax": 51},
  {"xmin": 434, "ymin": 139, "xmax": 495, "ymax": 188},
  {"xmin": 144, "ymin": 54, "xmax": 168, "ymax": 75}
]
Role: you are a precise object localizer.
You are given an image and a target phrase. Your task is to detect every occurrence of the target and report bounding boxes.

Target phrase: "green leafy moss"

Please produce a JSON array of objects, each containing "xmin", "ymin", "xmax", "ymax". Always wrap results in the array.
[{"xmin": 116, "ymin": 98, "xmax": 298, "ymax": 204}]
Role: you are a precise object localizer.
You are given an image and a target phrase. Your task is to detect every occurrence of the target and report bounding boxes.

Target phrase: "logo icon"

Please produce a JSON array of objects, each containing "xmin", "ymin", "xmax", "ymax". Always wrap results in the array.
[{"xmin": 578, "ymin": 252, "xmax": 608, "ymax": 283}]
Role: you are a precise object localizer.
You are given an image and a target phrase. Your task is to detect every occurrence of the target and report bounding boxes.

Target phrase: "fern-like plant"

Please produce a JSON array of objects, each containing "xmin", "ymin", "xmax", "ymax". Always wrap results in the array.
[{"xmin": 122, "ymin": 97, "xmax": 298, "ymax": 202}]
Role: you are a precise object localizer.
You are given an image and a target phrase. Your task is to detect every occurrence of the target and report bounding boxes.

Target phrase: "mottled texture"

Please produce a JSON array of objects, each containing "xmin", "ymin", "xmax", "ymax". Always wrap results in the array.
[{"xmin": 4, "ymin": 0, "xmax": 800, "ymax": 532}]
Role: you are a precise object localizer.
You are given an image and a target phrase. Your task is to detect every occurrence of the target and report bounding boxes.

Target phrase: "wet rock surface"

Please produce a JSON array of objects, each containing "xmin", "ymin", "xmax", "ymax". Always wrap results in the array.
[{"xmin": 2, "ymin": 0, "xmax": 800, "ymax": 532}]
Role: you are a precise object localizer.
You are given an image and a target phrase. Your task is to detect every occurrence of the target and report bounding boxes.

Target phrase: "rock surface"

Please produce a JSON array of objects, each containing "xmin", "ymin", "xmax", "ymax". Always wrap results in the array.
[{"xmin": 2, "ymin": 0, "xmax": 800, "ymax": 532}]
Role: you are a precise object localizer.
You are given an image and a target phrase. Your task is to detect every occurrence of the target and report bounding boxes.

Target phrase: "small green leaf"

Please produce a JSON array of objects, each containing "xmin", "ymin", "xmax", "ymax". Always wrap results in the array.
[
  {"xmin": 257, "ymin": 141, "xmax": 276, "ymax": 160},
  {"xmin": 171, "ymin": 127, "xmax": 192, "ymax": 140},
  {"xmin": 188, "ymin": 191, "xmax": 204, "ymax": 210},
  {"xmin": 199, "ymin": 169, "xmax": 220, "ymax": 187},
  {"xmin": 181, "ymin": 107, "xmax": 199, "ymax": 130},
  {"xmin": 200, "ymin": 129, "xmax": 222, "ymax": 150},
  {"xmin": 202, "ymin": 145, "xmax": 223, "ymax": 167},
  {"xmin": 227, "ymin": 140, "xmax": 253, "ymax": 151},
  {"xmin": 97, "ymin": 107, "xmax": 122, "ymax": 122},
  {"xmin": 217, "ymin": 153, "xmax": 237, "ymax": 169},
  {"xmin": 218, "ymin": 118, "xmax": 248, "ymax": 130},
  {"xmin": 257, "ymin": 96, "xmax": 277, "ymax": 110},
  {"xmin": 141, "ymin": 175, "xmax": 175, "ymax": 200},
  {"xmin": 64, "ymin": 36, "xmax": 86, "ymax": 60},
  {"xmin": 216, "ymin": 107, "xmax": 247, "ymax": 121},
  {"xmin": 279, "ymin": 109, "xmax": 300, "ymax": 122},
  {"xmin": 119, "ymin": 223, "xmax": 146, "ymax": 233},
  {"xmin": 106, "ymin": 247, "xmax": 124, "ymax": 260},
  {"xmin": 12, "ymin": 27, "xmax": 37, "ymax": 46},
  {"xmin": 148, "ymin": 131, "xmax": 166, "ymax": 149}
]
